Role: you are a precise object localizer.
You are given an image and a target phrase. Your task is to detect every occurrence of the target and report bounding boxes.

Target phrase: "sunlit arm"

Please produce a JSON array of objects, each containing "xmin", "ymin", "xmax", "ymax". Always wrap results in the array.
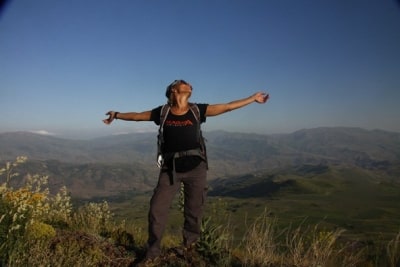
[
  {"xmin": 205, "ymin": 92, "xmax": 269, "ymax": 117},
  {"xmin": 102, "ymin": 110, "xmax": 152, "ymax": 125}
]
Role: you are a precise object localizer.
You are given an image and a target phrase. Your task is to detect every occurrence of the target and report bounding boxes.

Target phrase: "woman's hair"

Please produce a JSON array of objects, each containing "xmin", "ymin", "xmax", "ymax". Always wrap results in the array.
[{"xmin": 165, "ymin": 79, "xmax": 192, "ymax": 105}]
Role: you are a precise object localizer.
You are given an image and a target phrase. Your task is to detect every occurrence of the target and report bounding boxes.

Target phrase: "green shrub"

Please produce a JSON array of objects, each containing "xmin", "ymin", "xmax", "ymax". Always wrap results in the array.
[
  {"xmin": 25, "ymin": 220, "xmax": 56, "ymax": 240},
  {"xmin": 109, "ymin": 228, "xmax": 136, "ymax": 250},
  {"xmin": 196, "ymin": 216, "xmax": 231, "ymax": 265}
]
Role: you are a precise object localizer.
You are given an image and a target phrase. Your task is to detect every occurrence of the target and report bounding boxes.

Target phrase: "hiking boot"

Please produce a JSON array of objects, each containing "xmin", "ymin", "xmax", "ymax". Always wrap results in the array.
[{"xmin": 171, "ymin": 244, "xmax": 199, "ymax": 259}]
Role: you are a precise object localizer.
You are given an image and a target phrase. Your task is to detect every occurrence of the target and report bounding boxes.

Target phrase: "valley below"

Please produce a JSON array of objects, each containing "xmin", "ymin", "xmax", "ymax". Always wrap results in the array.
[{"xmin": 1, "ymin": 127, "xmax": 400, "ymax": 244}]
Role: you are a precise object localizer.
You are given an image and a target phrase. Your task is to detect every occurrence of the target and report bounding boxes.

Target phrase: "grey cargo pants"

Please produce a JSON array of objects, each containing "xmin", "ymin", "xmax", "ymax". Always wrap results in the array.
[{"xmin": 146, "ymin": 161, "xmax": 208, "ymax": 259}]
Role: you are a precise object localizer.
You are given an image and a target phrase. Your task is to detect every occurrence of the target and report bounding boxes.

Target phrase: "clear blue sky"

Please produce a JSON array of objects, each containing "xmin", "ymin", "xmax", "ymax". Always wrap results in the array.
[{"xmin": 1, "ymin": 0, "xmax": 399, "ymax": 139}]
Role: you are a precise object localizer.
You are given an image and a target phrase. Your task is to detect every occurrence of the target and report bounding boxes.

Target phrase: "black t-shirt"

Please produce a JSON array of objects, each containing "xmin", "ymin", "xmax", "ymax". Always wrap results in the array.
[{"xmin": 151, "ymin": 103, "xmax": 208, "ymax": 172}]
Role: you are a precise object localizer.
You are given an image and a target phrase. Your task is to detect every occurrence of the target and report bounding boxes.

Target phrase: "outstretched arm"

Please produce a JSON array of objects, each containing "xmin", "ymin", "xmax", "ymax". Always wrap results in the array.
[
  {"xmin": 205, "ymin": 92, "xmax": 269, "ymax": 117},
  {"xmin": 102, "ymin": 110, "xmax": 152, "ymax": 125}
]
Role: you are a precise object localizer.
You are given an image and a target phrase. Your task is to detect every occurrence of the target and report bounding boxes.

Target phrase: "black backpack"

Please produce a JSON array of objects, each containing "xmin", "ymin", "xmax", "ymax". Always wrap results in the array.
[{"xmin": 157, "ymin": 103, "xmax": 208, "ymax": 168}]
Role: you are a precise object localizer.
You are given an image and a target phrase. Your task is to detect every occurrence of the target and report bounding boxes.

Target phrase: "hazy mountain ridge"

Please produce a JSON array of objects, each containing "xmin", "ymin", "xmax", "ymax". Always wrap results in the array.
[
  {"xmin": 284, "ymin": 127, "xmax": 400, "ymax": 161},
  {"xmin": 0, "ymin": 131, "xmax": 158, "ymax": 163},
  {"xmin": 1, "ymin": 127, "xmax": 399, "ymax": 164},
  {"xmin": 1, "ymin": 127, "xmax": 399, "ymax": 199}
]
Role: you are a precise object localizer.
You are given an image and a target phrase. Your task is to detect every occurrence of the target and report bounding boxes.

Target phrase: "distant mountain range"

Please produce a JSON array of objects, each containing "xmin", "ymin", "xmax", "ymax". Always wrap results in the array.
[{"xmin": 1, "ymin": 127, "xmax": 399, "ymax": 199}]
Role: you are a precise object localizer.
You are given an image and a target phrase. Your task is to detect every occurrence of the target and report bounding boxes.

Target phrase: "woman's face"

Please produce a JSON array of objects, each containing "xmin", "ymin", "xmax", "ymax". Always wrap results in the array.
[{"xmin": 173, "ymin": 83, "xmax": 192, "ymax": 98}]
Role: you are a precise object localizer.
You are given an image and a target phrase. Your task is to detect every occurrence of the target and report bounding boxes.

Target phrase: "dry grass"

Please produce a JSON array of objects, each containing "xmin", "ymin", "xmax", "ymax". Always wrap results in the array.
[
  {"xmin": 387, "ymin": 231, "xmax": 400, "ymax": 267},
  {"xmin": 236, "ymin": 211, "xmax": 368, "ymax": 267},
  {"xmin": 1, "ymin": 157, "xmax": 399, "ymax": 266},
  {"xmin": 240, "ymin": 211, "xmax": 282, "ymax": 266}
]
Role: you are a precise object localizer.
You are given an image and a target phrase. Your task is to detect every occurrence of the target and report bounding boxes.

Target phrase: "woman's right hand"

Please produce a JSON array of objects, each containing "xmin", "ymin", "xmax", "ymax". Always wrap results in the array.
[{"xmin": 103, "ymin": 111, "xmax": 117, "ymax": 124}]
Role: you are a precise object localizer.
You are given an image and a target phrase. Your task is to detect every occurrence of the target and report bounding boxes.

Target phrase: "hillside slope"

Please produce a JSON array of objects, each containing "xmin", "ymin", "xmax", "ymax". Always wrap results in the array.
[{"xmin": 1, "ymin": 127, "xmax": 399, "ymax": 199}]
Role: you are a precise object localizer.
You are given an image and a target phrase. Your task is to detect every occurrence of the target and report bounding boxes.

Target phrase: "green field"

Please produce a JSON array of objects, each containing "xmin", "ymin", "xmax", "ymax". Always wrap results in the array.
[{"xmin": 108, "ymin": 165, "xmax": 400, "ymax": 247}]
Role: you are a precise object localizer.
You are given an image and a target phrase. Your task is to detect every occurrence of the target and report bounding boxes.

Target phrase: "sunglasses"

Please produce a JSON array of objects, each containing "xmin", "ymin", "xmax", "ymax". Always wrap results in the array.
[{"xmin": 170, "ymin": 79, "xmax": 188, "ymax": 88}]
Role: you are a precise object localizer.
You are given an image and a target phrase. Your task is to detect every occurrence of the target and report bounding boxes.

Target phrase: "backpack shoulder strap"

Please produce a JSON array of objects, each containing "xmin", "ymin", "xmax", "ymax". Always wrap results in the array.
[
  {"xmin": 157, "ymin": 104, "xmax": 170, "ymax": 156},
  {"xmin": 188, "ymin": 103, "xmax": 200, "ymax": 122},
  {"xmin": 189, "ymin": 103, "xmax": 208, "ymax": 168},
  {"xmin": 160, "ymin": 104, "xmax": 170, "ymax": 128},
  {"xmin": 188, "ymin": 103, "xmax": 201, "ymax": 141}
]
